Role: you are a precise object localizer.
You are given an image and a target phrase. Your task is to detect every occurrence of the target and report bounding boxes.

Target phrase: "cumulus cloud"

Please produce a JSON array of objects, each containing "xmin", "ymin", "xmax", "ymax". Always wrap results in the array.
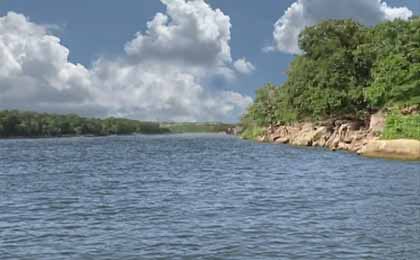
[
  {"xmin": 0, "ymin": 12, "xmax": 97, "ymax": 115},
  {"xmin": 270, "ymin": 0, "xmax": 413, "ymax": 54},
  {"xmin": 233, "ymin": 58, "xmax": 255, "ymax": 75},
  {"xmin": 0, "ymin": 0, "xmax": 253, "ymax": 122},
  {"xmin": 91, "ymin": 59, "xmax": 252, "ymax": 122},
  {"xmin": 125, "ymin": 0, "xmax": 232, "ymax": 68}
]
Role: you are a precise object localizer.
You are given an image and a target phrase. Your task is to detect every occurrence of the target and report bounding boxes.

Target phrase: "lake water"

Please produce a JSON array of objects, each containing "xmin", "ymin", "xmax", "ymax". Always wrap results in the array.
[{"xmin": 1, "ymin": 134, "xmax": 419, "ymax": 259}]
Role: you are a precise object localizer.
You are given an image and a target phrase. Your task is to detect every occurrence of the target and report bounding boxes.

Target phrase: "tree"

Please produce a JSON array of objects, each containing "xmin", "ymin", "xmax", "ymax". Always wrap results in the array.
[{"xmin": 242, "ymin": 18, "xmax": 420, "ymax": 130}]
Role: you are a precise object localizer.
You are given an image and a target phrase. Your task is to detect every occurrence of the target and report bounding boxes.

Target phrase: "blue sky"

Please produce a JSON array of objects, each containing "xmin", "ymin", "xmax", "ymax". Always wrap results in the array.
[
  {"xmin": 0, "ymin": 0, "xmax": 298, "ymax": 96},
  {"xmin": 0, "ymin": 0, "xmax": 418, "ymax": 122}
]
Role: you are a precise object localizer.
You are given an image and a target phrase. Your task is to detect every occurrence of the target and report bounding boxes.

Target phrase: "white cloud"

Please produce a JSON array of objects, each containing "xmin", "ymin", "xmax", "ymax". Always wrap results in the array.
[
  {"xmin": 125, "ymin": 0, "xmax": 232, "ymax": 68},
  {"xmin": 380, "ymin": 2, "xmax": 413, "ymax": 21},
  {"xmin": 270, "ymin": 0, "xmax": 413, "ymax": 54},
  {"xmin": 0, "ymin": 12, "xmax": 97, "ymax": 115},
  {"xmin": 91, "ymin": 59, "xmax": 252, "ymax": 122},
  {"xmin": 0, "ymin": 0, "xmax": 254, "ymax": 122},
  {"xmin": 233, "ymin": 58, "xmax": 255, "ymax": 75}
]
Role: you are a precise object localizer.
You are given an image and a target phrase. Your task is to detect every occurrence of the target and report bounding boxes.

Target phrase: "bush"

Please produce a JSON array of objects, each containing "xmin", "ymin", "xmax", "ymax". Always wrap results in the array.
[{"xmin": 240, "ymin": 126, "xmax": 265, "ymax": 140}]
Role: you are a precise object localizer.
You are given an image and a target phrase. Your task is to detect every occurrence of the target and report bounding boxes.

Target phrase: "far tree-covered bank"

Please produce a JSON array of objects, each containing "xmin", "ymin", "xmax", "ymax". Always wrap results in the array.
[
  {"xmin": 0, "ymin": 110, "xmax": 234, "ymax": 138},
  {"xmin": 241, "ymin": 18, "xmax": 420, "ymax": 140},
  {"xmin": 162, "ymin": 122, "xmax": 235, "ymax": 134}
]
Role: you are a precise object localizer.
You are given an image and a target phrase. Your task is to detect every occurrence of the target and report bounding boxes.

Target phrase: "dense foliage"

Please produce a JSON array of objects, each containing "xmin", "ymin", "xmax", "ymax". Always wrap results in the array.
[
  {"xmin": 240, "ymin": 126, "xmax": 266, "ymax": 140},
  {"xmin": 242, "ymin": 18, "xmax": 420, "ymax": 128},
  {"xmin": 0, "ymin": 110, "xmax": 170, "ymax": 138},
  {"xmin": 0, "ymin": 110, "xmax": 235, "ymax": 138}
]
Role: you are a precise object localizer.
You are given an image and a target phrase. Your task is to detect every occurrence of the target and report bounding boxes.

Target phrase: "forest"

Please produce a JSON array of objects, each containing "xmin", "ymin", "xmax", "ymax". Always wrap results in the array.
[
  {"xmin": 0, "ymin": 110, "xmax": 235, "ymax": 138},
  {"xmin": 241, "ymin": 17, "xmax": 420, "ymax": 139},
  {"xmin": 0, "ymin": 110, "xmax": 170, "ymax": 138}
]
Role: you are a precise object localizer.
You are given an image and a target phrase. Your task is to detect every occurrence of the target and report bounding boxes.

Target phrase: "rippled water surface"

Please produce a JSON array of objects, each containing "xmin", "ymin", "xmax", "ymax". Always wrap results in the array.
[{"xmin": 1, "ymin": 134, "xmax": 419, "ymax": 259}]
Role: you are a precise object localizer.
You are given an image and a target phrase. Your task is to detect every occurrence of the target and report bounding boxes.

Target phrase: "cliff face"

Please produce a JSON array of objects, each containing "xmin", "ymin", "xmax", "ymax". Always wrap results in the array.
[{"xmin": 254, "ymin": 113, "xmax": 420, "ymax": 161}]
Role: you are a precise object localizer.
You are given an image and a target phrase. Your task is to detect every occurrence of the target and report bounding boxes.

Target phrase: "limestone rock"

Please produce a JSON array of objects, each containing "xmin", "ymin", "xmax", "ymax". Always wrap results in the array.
[
  {"xmin": 369, "ymin": 112, "xmax": 385, "ymax": 134},
  {"xmin": 275, "ymin": 137, "xmax": 289, "ymax": 144},
  {"xmin": 291, "ymin": 126, "xmax": 328, "ymax": 146},
  {"xmin": 257, "ymin": 116, "xmax": 420, "ymax": 161},
  {"xmin": 360, "ymin": 139, "xmax": 420, "ymax": 160}
]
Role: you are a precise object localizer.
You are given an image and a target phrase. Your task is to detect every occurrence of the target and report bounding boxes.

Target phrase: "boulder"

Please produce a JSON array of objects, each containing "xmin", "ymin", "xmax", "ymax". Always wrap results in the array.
[
  {"xmin": 270, "ymin": 126, "xmax": 289, "ymax": 142},
  {"xmin": 338, "ymin": 142, "xmax": 351, "ymax": 151},
  {"xmin": 275, "ymin": 137, "xmax": 289, "ymax": 144},
  {"xmin": 291, "ymin": 126, "xmax": 328, "ymax": 146},
  {"xmin": 360, "ymin": 139, "xmax": 420, "ymax": 160},
  {"xmin": 256, "ymin": 135, "xmax": 267, "ymax": 143},
  {"xmin": 369, "ymin": 112, "xmax": 385, "ymax": 134}
]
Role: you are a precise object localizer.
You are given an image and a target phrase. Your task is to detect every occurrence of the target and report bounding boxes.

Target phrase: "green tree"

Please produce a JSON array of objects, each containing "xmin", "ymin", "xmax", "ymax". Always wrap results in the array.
[{"xmin": 241, "ymin": 18, "xmax": 420, "ymax": 133}]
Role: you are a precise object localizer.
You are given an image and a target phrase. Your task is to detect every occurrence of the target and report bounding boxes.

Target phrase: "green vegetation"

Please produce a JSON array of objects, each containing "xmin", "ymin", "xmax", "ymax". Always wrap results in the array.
[
  {"xmin": 383, "ymin": 112, "xmax": 420, "ymax": 140},
  {"xmin": 0, "ymin": 110, "xmax": 235, "ymax": 138},
  {"xmin": 240, "ymin": 126, "xmax": 266, "ymax": 140},
  {"xmin": 242, "ymin": 18, "xmax": 420, "ymax": 139},
  {"xmin": 161, "ymin": 122, "xmax": 235, "ymax": 133},
  {"xmin": 0, "ymin": 110, "xmax": 170, "ymax": 138}
]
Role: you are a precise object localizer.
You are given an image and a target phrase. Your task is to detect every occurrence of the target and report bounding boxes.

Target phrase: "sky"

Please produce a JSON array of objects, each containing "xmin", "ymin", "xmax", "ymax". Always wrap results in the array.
[{"xmin": 0, "ymin": 0, "xmax": 419, "ymax": 122}]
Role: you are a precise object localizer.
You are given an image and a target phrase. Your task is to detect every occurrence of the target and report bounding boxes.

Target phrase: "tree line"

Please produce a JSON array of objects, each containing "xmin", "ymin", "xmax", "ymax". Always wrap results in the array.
[
  {"xmin": 0, "ymin": 110, "xmax": 170, "ymax": 138},
  {"xmin": 0, "ymin": 110, "xmax": 236, "ymax": 138},
  {"xmin": 242, "ymin": 17, "xmax": 420, "ymax": 128}
]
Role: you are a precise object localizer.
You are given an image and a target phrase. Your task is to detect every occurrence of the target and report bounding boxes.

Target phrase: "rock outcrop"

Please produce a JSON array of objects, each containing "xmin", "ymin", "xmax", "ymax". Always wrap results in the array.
[
  {"xmin": 369, "ymin": 112, "xmax": 385, "ymax": 134},
  {"xmin": 359, "ymin": 139, "xmax": 420, "ymax": 160},
  {"xmin": 263, "ymin": 121, "xmax": 376, "ymax": 154},
  {"xmin": 254, "ymin": 112, "xmax": 420, "ymax": 160}
]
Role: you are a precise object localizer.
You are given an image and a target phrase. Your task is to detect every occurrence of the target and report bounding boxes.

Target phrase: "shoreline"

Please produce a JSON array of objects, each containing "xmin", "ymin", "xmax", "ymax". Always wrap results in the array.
[{"xmin": 244, "ymin": 118, "xmax": 420, "ymax": 161}]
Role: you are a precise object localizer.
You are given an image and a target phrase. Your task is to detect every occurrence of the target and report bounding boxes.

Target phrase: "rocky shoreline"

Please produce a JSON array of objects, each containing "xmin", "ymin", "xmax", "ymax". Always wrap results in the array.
[{"xmin": 251, "ymin": 113, "xmax": 420, "ymax": 161}]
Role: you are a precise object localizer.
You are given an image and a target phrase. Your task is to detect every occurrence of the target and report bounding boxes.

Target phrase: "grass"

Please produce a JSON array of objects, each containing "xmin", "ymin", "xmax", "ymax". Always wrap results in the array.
[{"xmin": 382, "ymin": 113, "xmax": 420, "ymax": 140}]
